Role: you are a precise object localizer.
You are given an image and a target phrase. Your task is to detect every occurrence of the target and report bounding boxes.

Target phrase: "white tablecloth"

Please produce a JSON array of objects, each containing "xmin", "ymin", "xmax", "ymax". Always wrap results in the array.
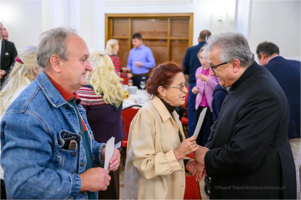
[{"xmin": 123, "ymin": 89, "xmax": 150, "ymax": 109}]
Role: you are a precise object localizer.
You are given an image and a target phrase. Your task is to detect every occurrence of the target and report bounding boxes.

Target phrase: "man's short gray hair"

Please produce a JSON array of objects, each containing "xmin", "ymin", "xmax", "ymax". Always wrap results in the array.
[
  {"xmin": 204, "ymin": 32, "xmax": 254, "ymax": 67},
  {"xmin": 37, "ymin": 27, "xmax": 77, "ymax": 69}
]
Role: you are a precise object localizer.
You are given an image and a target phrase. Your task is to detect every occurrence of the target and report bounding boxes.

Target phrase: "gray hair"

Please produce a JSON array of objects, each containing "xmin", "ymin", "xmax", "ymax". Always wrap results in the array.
[
  {"xmin": 37, "ymin": 27, "xmax": 77, "ymax": 69},
  {"xmin": 204, "ymin": 32, "xmax": 254, "ymax": 67}
]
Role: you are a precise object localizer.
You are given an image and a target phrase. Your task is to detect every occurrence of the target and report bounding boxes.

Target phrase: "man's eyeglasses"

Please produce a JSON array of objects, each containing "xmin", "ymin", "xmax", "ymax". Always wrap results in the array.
[
  {"xmin": 165, "ymin": 82, "xmax": 188, "ymax": 91},
  {"xmin": 209, "ymin": 61, "xmax": 230, "ymax": 73}
]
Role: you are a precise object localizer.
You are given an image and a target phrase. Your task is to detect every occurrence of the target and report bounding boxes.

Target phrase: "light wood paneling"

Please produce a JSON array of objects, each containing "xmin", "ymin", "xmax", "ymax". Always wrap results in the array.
[
  {"xmin": 132, "ymin": 19, "xmax": 168, "ymax": 37},
  {"xmin": 170, "ymin": 40, "xmax": 189, "ymax": 65},
  {"xmin": 118, "ymin": 39, "xmax": 130, "ymax": 68},
  {"xmin": 113, "ymin": 19, "xmax": 129, "ymax": 37},
  {"xmin": 105, "ymin": 13, "xmax": 193, "ymax": 69},
  {"xmin": 171, "ymin": 19, "xmax": 189, "ymax": 37},
  {"xmin": 144, "ymin": 39, "xmax": 168, "ymax": 66}
]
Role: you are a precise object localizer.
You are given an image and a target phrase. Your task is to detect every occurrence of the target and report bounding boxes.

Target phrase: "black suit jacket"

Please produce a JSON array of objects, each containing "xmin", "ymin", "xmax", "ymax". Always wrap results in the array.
[
  {"xmin": 1, "ymin": 39, "xmax": 18, "ymax": 84},
  {"xmin": 264, "ymin": 56, "xmax": 300, "ymax": 139},
  {"xmin": 205, "ymin": 62, "xmax": 296, "ymax": 199}
]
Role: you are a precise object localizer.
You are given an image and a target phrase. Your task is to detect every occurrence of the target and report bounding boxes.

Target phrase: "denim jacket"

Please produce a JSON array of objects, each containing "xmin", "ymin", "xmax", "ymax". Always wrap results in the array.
[{"xmin": 1, "ymin": 71, "xmax": 105, "ymax": 199}]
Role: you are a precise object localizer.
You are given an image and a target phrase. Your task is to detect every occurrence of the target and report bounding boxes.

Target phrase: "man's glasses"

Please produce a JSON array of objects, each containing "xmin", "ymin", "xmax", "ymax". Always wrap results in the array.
[
  {"xmin": 209, "ymin": 61, "xmax": 230, "ymax": 73},
  {"xmin": 165, "ymin": 82, "xmax": 188, "ymax": 91}
]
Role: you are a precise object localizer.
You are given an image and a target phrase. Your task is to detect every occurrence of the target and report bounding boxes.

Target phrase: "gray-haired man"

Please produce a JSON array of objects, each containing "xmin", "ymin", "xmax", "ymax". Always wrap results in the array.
[
  {"xmin": 1, "ymin": 27, "xmax": 120, "ymax": 199},
  {"xmin": 187, "ymin": 32, "xmax": 296, "ymax": 199}
]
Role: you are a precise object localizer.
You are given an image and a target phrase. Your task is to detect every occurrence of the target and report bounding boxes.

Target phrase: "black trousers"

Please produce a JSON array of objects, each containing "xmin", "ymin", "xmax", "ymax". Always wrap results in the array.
[
  {"xmin": 132, "ymin": 75, "xmax": 148, "ymax": 89},
  {"xmin": 98, "ymin": 148, "xmax": 121, "ymax": 199},
  {"xmin": 195, "ymin": 106, "xmax": 213, "ymax": 146},
  {"xmin": 1, "ymin": 179, "xmax": 6, "ymax": 199}
]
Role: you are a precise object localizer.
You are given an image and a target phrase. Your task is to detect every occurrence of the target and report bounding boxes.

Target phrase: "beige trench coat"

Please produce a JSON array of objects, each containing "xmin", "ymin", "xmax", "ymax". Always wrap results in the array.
[{"xmin": 124, "ymin": 96, "xmax": 187, "ymax": 199}]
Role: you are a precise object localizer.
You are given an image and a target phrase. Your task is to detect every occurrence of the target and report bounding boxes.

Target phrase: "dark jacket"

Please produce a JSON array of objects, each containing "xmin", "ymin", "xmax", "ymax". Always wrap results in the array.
[
  {"xmin": 182, "ymin": 41, "xmax": 206, "ymax": 83},
  {"xmin": 205, "ymin": 62, "xmax": 296, "ymax": 199},
  {"xmin": 83, "ymin": 103, "xmax": 125, "ymax": 144},
  {"xmin": 263, "ymin": 56, "xmax": 300, "ymax": 139},
  {"xmin": 1, "ymin": 39, "xmax": 18, "ymax": 83},
  {"xmin": 211, "ymin": 84, "xmax": 227, "ymax": 123},
  {"xmin": 77, "ymin": 85, "xmax": 125, "ymax": 144}
]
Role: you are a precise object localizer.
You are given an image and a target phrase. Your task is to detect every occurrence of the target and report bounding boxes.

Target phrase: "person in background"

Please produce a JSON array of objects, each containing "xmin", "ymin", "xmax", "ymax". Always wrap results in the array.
[
  {"xmin": 1, "ymin": 27, "xmax": 120, "ymax": 199},
  {"xmin": 126, "ymin": 32, "xmax": 155, "ymax": 89},
  {"xmin": 211, "ymin": 83, "xmax": 227, "ymax": 123},
  {"xmin": 182, "ymin": 30, "xmax": 211, "ymax": 137},
  {"xmin": 0, "ymin": 22, "xmax": 18, "ymax": 88},
  {"xmin": 192, "ymin": 46, "xmax": 218, "ymax": 146},
  {"xmin": 256, "ymin": 41, "xmax": 300, "ymax": 199},
  {"xmin": 3, "ymin": 28, "xmax": 8, "ymax": 40},
  {"xmin": 0, "ymin": 45, "xmax": 40, "ymax": 200},
  {"xmin": 77, "ymin": 51, "xmax": 125, "ymax": 199},
  {"xmin": 105, "ymin": 39, "xmax": 132, "ymax": 79},
  {"xmin": 124, "ymin": 62, "xmax": 198, "ymax": 199},
  {"xmin": 0, "ymin": 45, "xmax": 40, "ymax": 118},
  {"xmin": 192, "ymin": 32, "xmax": 296, "ymax": 199}
]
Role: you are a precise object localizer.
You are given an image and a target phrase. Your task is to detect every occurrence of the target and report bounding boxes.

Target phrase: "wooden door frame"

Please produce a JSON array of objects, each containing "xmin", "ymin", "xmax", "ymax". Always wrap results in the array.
[
  {"xmin": 105, "ymin": 13, "xmax": 193, "ymax": 64},
  {"xmin": 105, "ymin": 13, "xmax": 193, "ymax": 44}
]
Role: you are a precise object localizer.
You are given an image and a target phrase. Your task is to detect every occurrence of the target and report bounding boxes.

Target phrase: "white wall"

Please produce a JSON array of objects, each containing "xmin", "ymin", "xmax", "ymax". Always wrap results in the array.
[
  {"xmin": 249, "ymin": 0, "xmax": 300, "ymax": 61},
  {"xmin": 0, "ymin": 0, "xmax": 300, "ymax": 61},
  {"xmin": 0, "ymin": 0, "xmax": 43, "ymax": 48},
  {"xmin": 210, "ymin": 0, "xmax": 237, "ymax": 34}
]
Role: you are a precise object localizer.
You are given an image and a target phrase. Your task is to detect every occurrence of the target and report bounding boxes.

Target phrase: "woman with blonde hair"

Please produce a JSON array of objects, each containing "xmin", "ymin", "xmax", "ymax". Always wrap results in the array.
[
  {"xmin": 192, "ymin": 46, "xmax": 218, "ymax": 146},
  {"xmin": 77, "ymin": 51, "xmax": 125, "ymax": 199},
  {"xmin": 106, "ymin": 39, "xmax": 132, "ymax": 79},
  {"xmin": 0, "ymin": 45, "xmax": 40, "ymax": 199},
  {"xmin": 0, "ymin": 45, "xmax": 40, "ymax": 118}
]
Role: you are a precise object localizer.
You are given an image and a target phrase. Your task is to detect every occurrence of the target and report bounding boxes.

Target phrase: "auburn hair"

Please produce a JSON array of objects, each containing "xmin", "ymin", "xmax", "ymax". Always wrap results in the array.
[{"xmin": 146, "ymin": 61, "xmax": 183, "ymax": 97}]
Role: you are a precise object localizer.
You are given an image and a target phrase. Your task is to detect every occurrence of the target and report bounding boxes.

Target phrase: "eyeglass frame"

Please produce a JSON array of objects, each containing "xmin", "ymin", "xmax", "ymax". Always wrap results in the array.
[
  {"xmin": 164, "ymin": 82, "xmax": 188, "ymax": 91},
  {"xmin": 209, "ymin": 60, "xmax": 232, "ymax": 73}
]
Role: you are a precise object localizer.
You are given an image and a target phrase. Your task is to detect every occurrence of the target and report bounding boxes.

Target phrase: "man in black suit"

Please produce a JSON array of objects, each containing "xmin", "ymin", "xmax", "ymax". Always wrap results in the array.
[
  {"xmin": 188, "ymin": 33, "xmax": 296, "ymax": 199},
  {"xmin": 3, "ymin": 28, "xmax": 8, "ymax": 40},
  {"xmin": 256, "ymin": 41, "xmax": 300, "ymax": 199},
  {"xmin": 0, "ymin": 22, "xmax": 18, "ymax": 87}
]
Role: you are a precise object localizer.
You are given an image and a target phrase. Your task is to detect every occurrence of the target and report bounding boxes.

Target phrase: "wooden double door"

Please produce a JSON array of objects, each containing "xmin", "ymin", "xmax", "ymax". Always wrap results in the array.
[{"xmin": 105, "ymin": 13, "xmax": 193, "ymax": 69}]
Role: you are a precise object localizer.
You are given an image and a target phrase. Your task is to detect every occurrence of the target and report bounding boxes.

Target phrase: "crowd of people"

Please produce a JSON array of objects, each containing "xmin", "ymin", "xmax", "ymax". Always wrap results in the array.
[{"xmin": 0, "ymin": 19, "xmax": 300, "ymax": 200}]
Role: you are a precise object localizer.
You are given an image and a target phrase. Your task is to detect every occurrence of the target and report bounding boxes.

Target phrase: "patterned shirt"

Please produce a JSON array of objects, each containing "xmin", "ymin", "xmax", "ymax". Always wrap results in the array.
[
  {"xmin": 110, "ymin": 54, "xmax": 127, "ymax": 78},
  {"xmin": 77, "ymin": 86, "xmax": 105, "ymax": 106}
]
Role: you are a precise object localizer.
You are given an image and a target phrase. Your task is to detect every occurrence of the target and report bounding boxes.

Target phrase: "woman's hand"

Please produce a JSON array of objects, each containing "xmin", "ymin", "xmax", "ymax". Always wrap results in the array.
[
  {"xmin": 192, "ymin": 86, "xmax": 199, "ymax": 94},
  {"xmin": 197, "ymin": 74, "xmax": 209, "ymax": 82},
  {"xmin": 174, "ymin": 136, "xmax": 198, "ymax": 161}
]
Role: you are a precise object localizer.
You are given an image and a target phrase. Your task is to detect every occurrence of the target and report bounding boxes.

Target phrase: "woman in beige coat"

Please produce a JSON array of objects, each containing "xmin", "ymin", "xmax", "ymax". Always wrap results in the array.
[{"xmin": 124, "ymin": 62, "xmax": 199, "ymax": 199}]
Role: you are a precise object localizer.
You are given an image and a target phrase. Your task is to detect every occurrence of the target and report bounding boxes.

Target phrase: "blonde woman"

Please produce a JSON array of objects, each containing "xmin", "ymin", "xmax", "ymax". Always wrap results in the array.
[
  {"xmin": 0, "ymin": 45, "xmax": 40, "ymax": 119},
  {"xmin": 77, "ymin": 51, "xmax": 125, "ymax": 199},
  {"xmin": 106, "ymin": 39, "xmax": 132, "ymax": 78},
  {"xmin": 192, "ymin": 46, "xmax": 218, "ymax": 146},
  {"xmin": 0, "ymin": 45, "xmax": 40, "ymax": 199}
]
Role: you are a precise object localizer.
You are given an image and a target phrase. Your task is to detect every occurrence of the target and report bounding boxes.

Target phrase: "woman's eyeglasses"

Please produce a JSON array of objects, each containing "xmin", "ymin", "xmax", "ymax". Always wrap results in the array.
[{"xmin": 165, "ymin": 82, "xmax": 188, "ymax": 91}]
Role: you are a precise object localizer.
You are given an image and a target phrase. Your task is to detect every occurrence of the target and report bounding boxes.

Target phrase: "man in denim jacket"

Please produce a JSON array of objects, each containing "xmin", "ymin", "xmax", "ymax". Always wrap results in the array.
[{"xmin": 0, "ymin": 27, "xmax": 120, "ymax": 199}]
